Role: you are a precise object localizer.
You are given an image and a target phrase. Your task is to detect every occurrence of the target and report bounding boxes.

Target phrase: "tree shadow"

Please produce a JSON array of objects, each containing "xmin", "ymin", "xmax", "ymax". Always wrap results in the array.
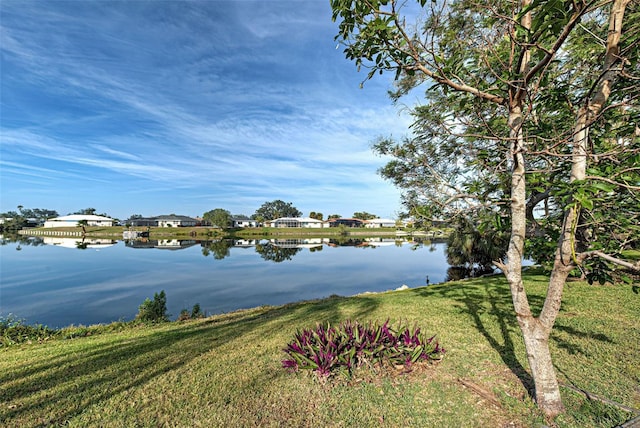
[
  {"xmin": 415, "ymin": 277, "xmax": 619, "ymax": 400},
  {"xmin": 551, "ymin": 324, "xmax": 614, "ymax": 356},
  {"xmin": 416, "ymin": 280, "xmax": 539, "ymax": 395},
  {"xmin": 0, "ymin": 295, "xmax": 379, "ymax": 425}
]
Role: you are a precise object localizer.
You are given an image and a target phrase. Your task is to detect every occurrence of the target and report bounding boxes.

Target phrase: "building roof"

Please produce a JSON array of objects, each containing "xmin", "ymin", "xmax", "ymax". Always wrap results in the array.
[
  {"xmin": 154, "ymin": 215, "xmax": 197, "ymax": 221},
  {"xmin": 272, "ymin": 217, "xmax": 323, "ymax": 223},
  {"xmin": 48, "ymin": 214, "xmax": 114, "ymax": 221},
  {"xmin": 366, "ymin": 218, "xmax": 396, "ymax": 224}
]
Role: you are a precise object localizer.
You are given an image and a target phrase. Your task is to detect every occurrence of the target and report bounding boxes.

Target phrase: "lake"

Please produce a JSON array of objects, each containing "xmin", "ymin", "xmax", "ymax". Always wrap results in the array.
[{"xmin": 1, "ymin": 235, "xmax": 451, "ymax": 328}]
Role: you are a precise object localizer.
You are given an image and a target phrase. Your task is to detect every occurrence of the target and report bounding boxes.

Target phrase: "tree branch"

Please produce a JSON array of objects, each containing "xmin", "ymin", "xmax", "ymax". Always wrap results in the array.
[
  {"xmin": 579, "ymin": 250, "xmax": 640, "ymax": 271},
  {"xmin": 584, "ymin": 175, "xmax": 640, "ymax": 191}
]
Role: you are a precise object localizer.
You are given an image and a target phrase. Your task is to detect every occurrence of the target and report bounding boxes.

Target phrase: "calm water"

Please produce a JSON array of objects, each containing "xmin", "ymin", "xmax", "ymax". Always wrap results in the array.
[{"xmin": 0, "ymin": 235, "xmax": 450, "ymax": 328}]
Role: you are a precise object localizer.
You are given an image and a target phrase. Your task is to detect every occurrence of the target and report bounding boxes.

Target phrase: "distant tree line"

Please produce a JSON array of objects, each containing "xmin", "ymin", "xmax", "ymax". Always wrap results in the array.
[
  {"xmin": 199, "ymin": 199, "xmax": 387, "ymax": 229},
  {"xmin": 0, "ymin": 206, "xmax": 59, "ymax": 231}
]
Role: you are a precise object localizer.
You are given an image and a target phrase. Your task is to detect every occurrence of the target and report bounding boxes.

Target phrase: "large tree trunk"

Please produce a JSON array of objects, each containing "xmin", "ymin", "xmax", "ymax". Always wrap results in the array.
[
  {"xmin": 502, "ymin": 1, "xmax": 566, "ymax": 418},
  {"xmin": 520, "ymin": 319, "xmax": 564, "ymax": 414},
  {"xmin": 508, "ymin": 0, "xmax": 630, "ymax": 419},
  {"xmin": 505, "ymin": 99, "xmax": 566, "ymax": 417}
]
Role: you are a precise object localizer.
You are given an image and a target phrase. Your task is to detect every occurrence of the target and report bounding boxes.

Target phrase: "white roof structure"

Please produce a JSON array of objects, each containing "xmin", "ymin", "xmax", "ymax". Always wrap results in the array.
[
  {"xmin": 44, "ymin": 214, "xmax": 115, "ymax": 228},
  {"xmin": 367, "ymin": 218, "xmax": 396, "ymax": 224},
  {"xmin": 47, "ymin": 215, "xmax": 114, "ymax": 222},
  {"xmin": 267, "ymin": 217, "xmax": 326, "ymax": 228}
]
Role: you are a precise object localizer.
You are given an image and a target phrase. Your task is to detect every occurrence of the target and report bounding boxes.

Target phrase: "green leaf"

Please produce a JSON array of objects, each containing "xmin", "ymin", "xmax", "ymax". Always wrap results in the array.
[{"xmin": 590, "ymin": 182, "xmax": 616, "ymax": 193}]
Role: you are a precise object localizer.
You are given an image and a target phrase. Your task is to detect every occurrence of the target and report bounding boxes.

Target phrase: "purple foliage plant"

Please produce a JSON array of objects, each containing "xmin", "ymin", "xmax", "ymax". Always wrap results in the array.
[{"xmin": 282, "ymin": 319, "xmax": 444, "ymax": 378}]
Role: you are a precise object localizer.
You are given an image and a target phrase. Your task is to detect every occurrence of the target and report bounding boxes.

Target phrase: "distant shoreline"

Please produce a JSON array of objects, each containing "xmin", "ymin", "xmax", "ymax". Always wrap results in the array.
[{"xmin": 18, "ymin": 225, "xmax": 450, "ymax": 240}]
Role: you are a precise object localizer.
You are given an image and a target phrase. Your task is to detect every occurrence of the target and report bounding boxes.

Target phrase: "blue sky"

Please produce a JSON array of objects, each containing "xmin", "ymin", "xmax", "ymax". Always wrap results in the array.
[{"xmin": 1, "ymin": 0, "xmax": 413, "ymax": 220}]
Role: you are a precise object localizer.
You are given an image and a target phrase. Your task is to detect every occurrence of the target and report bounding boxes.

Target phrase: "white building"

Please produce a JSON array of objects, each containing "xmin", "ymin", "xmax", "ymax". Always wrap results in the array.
[
  {"xmin": 232, "ymin": 218, "xmax": 259, "ymax": 228},
  {"xmin": 154, "ymin": 215, "xmax": 197, "ymax": 227},
  {"xmin": 44, "ymin": 214, "xmax": 115, "ymax": 228},
  {"xmin": 365, "ymin": 218, "xmax": 397, "ymax": 228},
  {"xmin": 266, "ymin": 217, "xmax": 325, "ymax": 228}
]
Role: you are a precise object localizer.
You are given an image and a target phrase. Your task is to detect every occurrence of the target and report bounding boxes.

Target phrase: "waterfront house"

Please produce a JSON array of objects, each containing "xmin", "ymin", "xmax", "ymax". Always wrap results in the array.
[
  {"xmin": 266, "ymin": 217, "xmax": 325, "ymax": 228},
  {"xmin": 365, "ymin": 218, "xmax": 397, "ymax": 228},
  {"xmin": 232, "ymin": 218, "xmax": 259, "ymax": 228},
  {"xmin": 128, "ymin": 215, "xmax": 198, "ymax": 227},
  {"xmin": 327, "ymin": 218, "xmax": 365, "ymax": 227},
  {"xmin": 44, "ymin": 214, "xmax": 115, "ymax": 228},
  {"xmin": 155, "ymin": 215, "xmax": 197, "ymax": 227}
]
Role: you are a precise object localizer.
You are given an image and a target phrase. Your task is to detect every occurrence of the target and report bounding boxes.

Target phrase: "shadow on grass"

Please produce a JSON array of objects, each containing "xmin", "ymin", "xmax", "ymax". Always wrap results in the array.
[
  {"xmin": 0, "ymin": 295, "xmax": 378, "ymax": 425},
  {"xmin": 416, "ymin": 277, "xmax": 539, "ymax": 394},
  {"xmin": 415, "ymin": 275, "xmax": 618, "ymax": 401},
  {"xmin": 551, "ymin": 324, "xmax": 614, "ymax": 356}
]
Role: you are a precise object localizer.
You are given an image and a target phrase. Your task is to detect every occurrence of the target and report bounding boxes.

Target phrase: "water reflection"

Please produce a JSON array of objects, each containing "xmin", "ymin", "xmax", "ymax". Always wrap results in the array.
[
  {"xmin": 1, "ymin": 235, "xmax": 451, "ymax": 327},
  {"xmin": 3, "ymin": 234, "xmax": 443, "ymax": 260},
  {"xmin": 119, "ymin": 237, "xmax": 438, "ymax": 262},
  {"xmin": 1, "ymin": 234, "xmax": 46, "ymax": 247},
  {"xmin": 125, "ymin": 239, "xmax": 198, "ymax": 250},
  {"xmin": 201, "ymin": 239, "xmax": 233, "ymax": 259},
  {"xmin": 254, "ymin": 241, "xmax": 302, "ymax": 262},
  {"xmin": 41, "ymin": 237, "xmax": 117, "ymax": 249},
  {"xmin": 445, "ymin": 265, "xmax": 497, "ymax": 282}
]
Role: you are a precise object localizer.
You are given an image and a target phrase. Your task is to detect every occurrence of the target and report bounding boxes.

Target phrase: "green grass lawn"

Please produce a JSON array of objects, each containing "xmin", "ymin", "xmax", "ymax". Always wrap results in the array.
[{"xmin": 1, "ymin": 269, "xmax": 638, "ymax": 427}]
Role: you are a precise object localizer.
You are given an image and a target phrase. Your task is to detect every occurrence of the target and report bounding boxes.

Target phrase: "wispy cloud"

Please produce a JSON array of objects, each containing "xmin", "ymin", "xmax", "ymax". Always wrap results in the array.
[{"xmin": 0, "ymin": 1, "xmax": 412, "ymax": 218}]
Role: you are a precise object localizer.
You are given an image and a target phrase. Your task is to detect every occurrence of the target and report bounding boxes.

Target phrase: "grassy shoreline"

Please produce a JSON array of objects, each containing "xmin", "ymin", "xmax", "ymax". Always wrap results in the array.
[
  {"xmin": 18, "ymin": 225, "xmax": 449, "ymax": 240},
  {"xmin": 1, "ymin": 269, "xmax": 638, "ymax": 427}
]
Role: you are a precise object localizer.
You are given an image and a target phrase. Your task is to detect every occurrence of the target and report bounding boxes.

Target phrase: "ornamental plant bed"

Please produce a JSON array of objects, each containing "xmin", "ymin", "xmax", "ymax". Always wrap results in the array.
[{"xmin": 282, "ymin": 319, "xmax": 444, "ymax": 381}]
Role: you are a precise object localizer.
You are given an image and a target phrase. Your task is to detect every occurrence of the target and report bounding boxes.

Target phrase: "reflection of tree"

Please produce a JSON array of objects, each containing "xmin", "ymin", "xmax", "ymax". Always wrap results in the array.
[
  {"xmin": 328, "ymin": 238, "xmax": 367, "ymax": 247},
  {"xmin": 254, "ymin": 242, "xmax": 301, "ymax": 263},
  {"xmin": 446, "ymin": 266, "xmax": 471, "ymax": 282},
  {"xmin": 445, "ymin": 266, "xmax": 495, "ymax": 282},
  {"xmin": 201, "ymin": 240, "xmax": 233, "ymax": 260},
  {"xmin": 0, "ymin": 234, "xmax": 45, "ymax": 247}
]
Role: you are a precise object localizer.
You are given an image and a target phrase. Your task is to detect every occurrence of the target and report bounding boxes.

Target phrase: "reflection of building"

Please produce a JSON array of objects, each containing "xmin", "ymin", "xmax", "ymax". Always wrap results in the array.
[
  {"xmin": 44, "ymin": 215, "xmax": 114, "ymax": 228},
  {"xmin": 270, "ymin": 238, "xmax": 327, "ymax": 249},
  {"xmin": 327, "ymin": 238, "xmax": 368, "ymax": 247},
  {"xmin": 364, "ymin": 238, "xmax": 398, "ymax": 246},
  {"xmin": 232, "ymin": 239, "xmax": 261, "ymax": 247},
  {"xmin": 43, "ymin": 237, "xmax": 116, "ymax": 248},
  {"xmin": 266, "ymin": 217, "xmax": 325, "ymax": 228},
  {"xmin": 125, "ymin": 239, "xmax": 198, "ymax": 250},
  {"xmin": 155, "ymin": 239, "xmax": 197, "ymax": 249}
]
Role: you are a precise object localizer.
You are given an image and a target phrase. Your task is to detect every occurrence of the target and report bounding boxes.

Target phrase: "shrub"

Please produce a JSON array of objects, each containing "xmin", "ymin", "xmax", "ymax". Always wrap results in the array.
[
  {"xmin": 0, "ymin": 314, "xmax": 57, "ymax": 346},
  {"xmin": 177, "ymin": 304, "xmax": 204, "ymax": 322},
  {"xmin": 177, "ymin": 309, "xmax": 191, "ymax": 322},
  {"xmin": 282, "ymin": 320, "xmax": 444, "ymax": 378},
  {"xmin": 136, "ymin": 290, "xmax": 169, "ymax": 322},
  {"xmin": 190, "ymin": 303, "xmax": 204, "ymax": 319}
]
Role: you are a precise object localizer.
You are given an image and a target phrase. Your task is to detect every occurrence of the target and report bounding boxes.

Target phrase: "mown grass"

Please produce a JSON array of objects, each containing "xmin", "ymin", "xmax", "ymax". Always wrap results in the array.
[{"xmin": 1, "ymin": 270, "xmax": 638, "ymax": 427}]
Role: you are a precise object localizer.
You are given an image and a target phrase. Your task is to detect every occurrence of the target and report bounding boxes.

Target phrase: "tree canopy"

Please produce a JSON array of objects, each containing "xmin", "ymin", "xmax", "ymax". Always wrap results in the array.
[
  {"xmin": 252, "ymin": 200, "xmax": 302, "ymax": 221},
  {"xmin": 309, "ymin": 211, "xmax": 324, "ymax": 220},
  {"xmin": 353, "ymin": 211, "xmax": 377, "ymax": 220},
  {"xmin": 0, "ymin": 206, "xmax": 59, "ymax": 231},
  {"xmin": 332, "ymin": 0, "xmax": 639, "ymax": 418},
  {"xmin": 203, "ymin": 208, "xmax": 232, "ymax": 229}
]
